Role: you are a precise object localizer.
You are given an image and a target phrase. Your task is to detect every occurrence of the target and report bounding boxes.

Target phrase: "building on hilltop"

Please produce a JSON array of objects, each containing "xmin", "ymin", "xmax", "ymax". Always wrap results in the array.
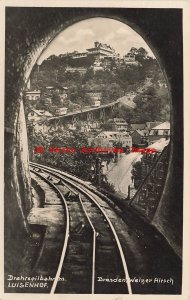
[
  {"xmin": 25, "ymin": 90, "xmax": 41, "ymax": 101},
  {"xmin": 85, "ymin": 91, "xmax": 102, "ymax": 101},
  {"xmin": 72, "ymin": 52, "xmax": 88, "ymax": 59},
  {"xmin": 86, "ymin": 42, "xmax": 118, "ymax": 60},
  {"xmin": 123, "ymin": 49, "xmax": 139, "ymax": 65},
  {"xmin": 62, "ymin": 42, "xmax": 119, "ymax": 63},
  {"xmin": 44, "ymin": 86, "xmax": 68, "ymax": 101},
  {"xmin": 65, "ymin": 66, "xmax": 87, "ymax": 75},
  {"xmin": 92, "ymin": 60, "xmax": 104, "ymax": 72},
  {"xmin": 123, "ymin": 52, "xmax": 136, "ymax": 63}
]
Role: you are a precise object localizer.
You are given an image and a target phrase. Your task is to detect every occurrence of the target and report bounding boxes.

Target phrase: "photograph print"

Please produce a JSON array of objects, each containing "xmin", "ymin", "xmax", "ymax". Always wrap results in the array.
[{"xmin": 4, "ymin": 7, "xmax": 183, "ymax": 295}]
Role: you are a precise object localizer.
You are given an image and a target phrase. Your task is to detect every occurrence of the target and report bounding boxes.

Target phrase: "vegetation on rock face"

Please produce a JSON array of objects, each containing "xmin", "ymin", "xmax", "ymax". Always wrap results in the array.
[{"xmin": 29, "ymin": 129, "xmax": 93, "ymax": 180}]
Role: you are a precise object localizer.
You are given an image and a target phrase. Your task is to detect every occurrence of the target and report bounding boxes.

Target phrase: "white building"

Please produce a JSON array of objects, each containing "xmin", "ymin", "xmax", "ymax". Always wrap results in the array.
[
  {"xmin": 72, "ymin": 52, "xmax": 88, "ymax": 59},
  {"xmin": 65, "ymin": 66, "xmax": 87, "ymax": 75},
  {"xmin": 107, "ymin": 118, "xmax": 128, "ymax": 131},
  {"xmin": 33, "ymin": 121, "xmax": 49, "ymax": 134},
  {"xmin": 157, "ymin": 80, "xmax": 167, "ymax": 88},
  {"xmin": 25, "ymin": 90, "xmax": 41, "ymax": 101},
  {"xmin": 27, "ymin": 109, "xmax": 52, "ymax": 122},
  {"xmin": 93, "ymin": 131, "xmax": 132, "ymax": 147},
  {"xmin": 123, "ymin": 51, "xmax": 138, "ymax": 65},
  {"xmin": 149, "ymin": 121, "xmax": 170, "ymax": 142},
  {"xmin": 92, "ymin": 100, "xmax": 101, "ymax": 107},
  {"xmin": 80, "ymin": 120, "xmax": 101, "ymax": 133},
  {"xmin": 86, "ymin": 42, "xmax": 117, "ymax": 59},
  {"xmin": 54, "ymin": 107, "xmax": 68, "ymax": 115}
]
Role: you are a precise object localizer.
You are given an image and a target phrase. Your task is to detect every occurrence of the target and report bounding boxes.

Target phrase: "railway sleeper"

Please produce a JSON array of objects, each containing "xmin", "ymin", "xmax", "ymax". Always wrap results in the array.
[
  {"xmin": 70, "ymin": 231, "xmax": 93, "ymax": 242},
  {"xmin": 65, "ymin": 193, "xmax": 79, "ymax": 202}
]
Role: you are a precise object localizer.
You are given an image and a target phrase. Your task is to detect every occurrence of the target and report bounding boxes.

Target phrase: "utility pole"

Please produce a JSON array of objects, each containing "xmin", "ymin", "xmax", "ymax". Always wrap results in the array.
[
  {"xmin": 95, "ymin": 157, "xmax": 102, "ymax": 188},
  {"xmin": 128, "ymin": 185, "xmax": 131, "ymax": 200},
  {"xmin": 55, "ymin": 69, "xmax": 58, "ymax": 82}
]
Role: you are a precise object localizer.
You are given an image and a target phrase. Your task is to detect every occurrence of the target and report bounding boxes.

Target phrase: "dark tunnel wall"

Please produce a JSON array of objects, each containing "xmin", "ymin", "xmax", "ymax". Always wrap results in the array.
[{"xmin": 5, "ymin": 8, "xmax": 183, "ymax": 271}]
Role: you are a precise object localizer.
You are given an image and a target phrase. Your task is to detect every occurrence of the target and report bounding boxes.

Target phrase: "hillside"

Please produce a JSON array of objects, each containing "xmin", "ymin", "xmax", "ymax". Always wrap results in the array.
[{"xmin": 29, "ymin": 47, "xmax": 170, "ymax": 122}]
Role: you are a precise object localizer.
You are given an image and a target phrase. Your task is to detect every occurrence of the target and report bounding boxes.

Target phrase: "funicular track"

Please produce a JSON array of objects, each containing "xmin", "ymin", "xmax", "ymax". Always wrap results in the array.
[{"xmin": 30, "ymin": 162, "xmax": 132, "ymax": 294}]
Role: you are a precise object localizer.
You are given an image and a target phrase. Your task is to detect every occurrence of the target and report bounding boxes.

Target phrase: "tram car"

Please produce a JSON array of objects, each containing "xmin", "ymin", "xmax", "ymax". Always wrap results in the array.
[
  {"xmin": 92, "ymin": 100, "xmax": 101, "ymax": 107},
  {"xmin": 54, "ymin": 107, "xmax": 68, "ymax": 115}
]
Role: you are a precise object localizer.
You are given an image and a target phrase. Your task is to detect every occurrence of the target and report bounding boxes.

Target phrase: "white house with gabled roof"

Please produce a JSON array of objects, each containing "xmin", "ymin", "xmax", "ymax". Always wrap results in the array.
[
  {"xmin": 149, "ymin": 121, "xmax": 170, "ymax": 142},
  {"xmin": 27, "ymin": 109, "xmax": 52, "ymax": 122},
  {"xmin": 93, "ymin": 131, "xmax": 132, "ymax": 147}
]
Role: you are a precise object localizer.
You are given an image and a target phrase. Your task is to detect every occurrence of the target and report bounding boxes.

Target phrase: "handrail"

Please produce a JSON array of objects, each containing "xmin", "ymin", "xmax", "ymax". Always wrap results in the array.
[{"xmin": 129, "ymin": 144, "xmax": 169, "ymax": 206}]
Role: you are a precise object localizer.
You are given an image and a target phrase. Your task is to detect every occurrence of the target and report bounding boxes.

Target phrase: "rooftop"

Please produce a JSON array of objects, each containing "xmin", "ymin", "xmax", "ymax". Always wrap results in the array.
[
  {"xmin": 26, "ymin": 90, "xmax": 41, "ymax": 94},
  {"xmin": 108, "ymin": 118, "xmax": 128, "ymax": 125},
  {"xmin": 96, "ymin": 131, "xmax": 131, "ymax": 139},
  {"xmin": 130, "ymin": 124, "xmax": 146, "ymax": 130},
  {"xmin": 132, "ymin": 129, "xmax": 145, "ymax": 136},
  {"xmin": 146, "ymin": 121, "xmax": 162, "ymax": 129},
  {"xmin": 151, "ymin": 121, "xmax": 170, "ymax": 130},
  {"xmin": 28, "ymin": 109, "xmax": 52, "ymax": 117},
  {"xmin": 87, "ymin": 42, "xmax": 115, "ymax": 52}
]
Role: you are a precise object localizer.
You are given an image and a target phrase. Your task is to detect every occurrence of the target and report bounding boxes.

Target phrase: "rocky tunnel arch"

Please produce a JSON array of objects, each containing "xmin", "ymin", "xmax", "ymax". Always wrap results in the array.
[{"xmin": 5, "ymin": 8, "xmax": 183, "ymax": 274}]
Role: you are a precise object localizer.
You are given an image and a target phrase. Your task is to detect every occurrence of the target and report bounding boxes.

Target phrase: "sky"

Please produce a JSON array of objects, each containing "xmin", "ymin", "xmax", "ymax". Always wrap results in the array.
[{"xmin": 37, "ymin": 17, "xmax": 155, "ymax": 65}]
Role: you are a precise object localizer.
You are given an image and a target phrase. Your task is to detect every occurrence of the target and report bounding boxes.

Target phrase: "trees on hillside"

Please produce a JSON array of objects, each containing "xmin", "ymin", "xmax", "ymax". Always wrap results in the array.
[
  {"xmin": 132, "ymin": 86, "xmax": 170, "ymax": 122},
  {"xmin": 116, "ymin": 65, "xmax": 145, "ymax": 90},
  {"xmin": 101, "ymin": 83, "xmax": 124, "ymax": 104},
  {"xmin": 29, "ymin": 47, "xmax": 169, "ymax": 122},
  {"xmin": 135, "ymin": 47, "xmax": 148, "ymax": 62},
  {"xmin": 52, "ymin": 91, "xmax": 62, "ymax": 106},
  {"xmin": 31, "ymin": 129, "xmax": 93, "ymax": 180},
  {"xmin": 110, "ymin": 85, "xmax": 170, "ymax": 123}
]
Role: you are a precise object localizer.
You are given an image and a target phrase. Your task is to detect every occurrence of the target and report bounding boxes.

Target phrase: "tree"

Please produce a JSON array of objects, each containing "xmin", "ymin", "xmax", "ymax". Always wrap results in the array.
[
  {"xmin": 130, "ymin": 47, "xmax": 138, "ymax": 54},
  {"xmin": 82, "ymin": 68, "xmax": 94, "ymax": 82},
  {"xmin": 101, "ymin": 83, "xmax": 124, "ymax": 104},
  {"xmin": 136, "ymin": 47, "xmax": 148, "ymax": 63},
  {"xmin": 100, "ymin": 123, "xmax": 114, "ymax": 131},
  {"xmin": 52, "ymin": 91, "xmax": 61, "ymax": 106},
  {"xmin": 112, "ymin": 105, "xmax": 134, "ymax": 123},
  {"xmin": 29, "ymin": 48, "xmax": 169, "ymax": 124},
  {"xmin": 131, "ymin": 85, "xmax": 169, "ymax": 123}
]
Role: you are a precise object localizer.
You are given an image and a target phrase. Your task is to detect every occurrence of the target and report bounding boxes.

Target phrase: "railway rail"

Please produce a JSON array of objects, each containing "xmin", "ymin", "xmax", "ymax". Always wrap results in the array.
[{"xmin": 29, "ymin": 162, "xmax": 132, "ymax": 294}]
